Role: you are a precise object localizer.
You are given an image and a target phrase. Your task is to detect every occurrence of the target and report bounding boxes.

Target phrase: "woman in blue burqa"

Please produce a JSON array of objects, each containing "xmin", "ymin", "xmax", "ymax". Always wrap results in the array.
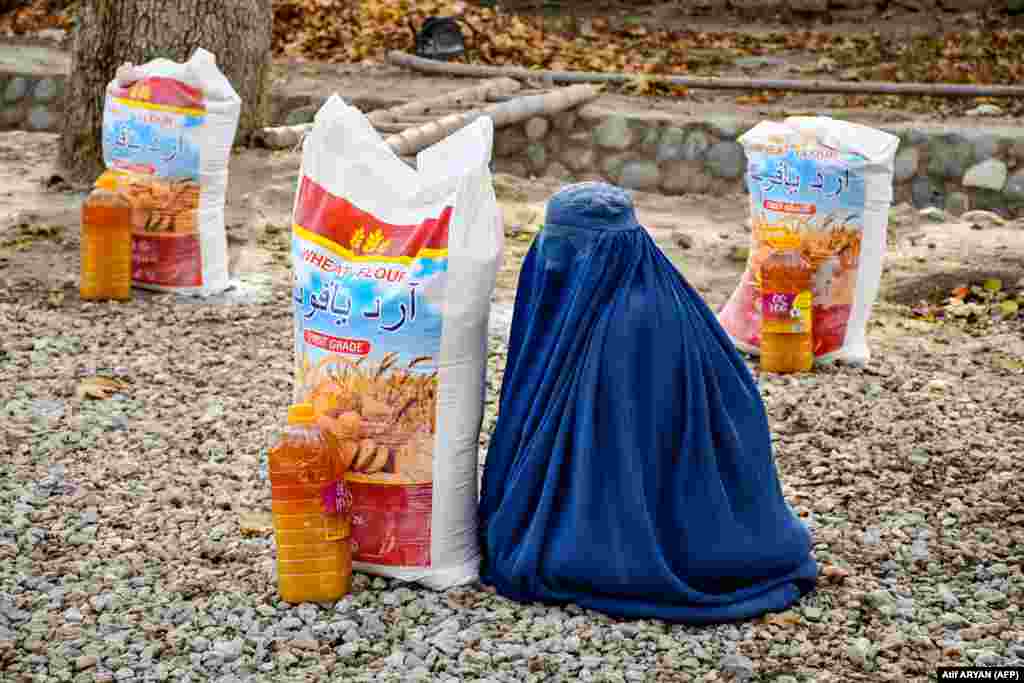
[{"xmin": 478, "ymin": 182, "xmax": 817, "ymax": 624}]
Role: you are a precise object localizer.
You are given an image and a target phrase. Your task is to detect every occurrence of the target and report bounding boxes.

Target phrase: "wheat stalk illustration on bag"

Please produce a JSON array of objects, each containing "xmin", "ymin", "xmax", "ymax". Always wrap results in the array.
[{"xmin": 350, "ymin": 227, "xmax": 392, "ymax": 256}]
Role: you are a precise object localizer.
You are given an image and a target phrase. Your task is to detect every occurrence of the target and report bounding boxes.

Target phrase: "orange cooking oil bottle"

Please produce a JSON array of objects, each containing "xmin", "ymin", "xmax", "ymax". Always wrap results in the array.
[
  {"xmin": 269, "ymin": 403, "xmax": 352, "ymax": 603},
  {"xmin": 80, "ymin": 187, "xmax": 133, "ymax": 301},
  {"xmin": 760, "ymin": 248, "xmax": 814, "ymax": 374}
]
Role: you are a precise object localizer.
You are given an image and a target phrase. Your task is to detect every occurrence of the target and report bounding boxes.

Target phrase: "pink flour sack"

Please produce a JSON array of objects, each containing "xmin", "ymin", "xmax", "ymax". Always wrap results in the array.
[{"xmin": 718, "ymin": 116, "xmax": 899, "ymax": 365}]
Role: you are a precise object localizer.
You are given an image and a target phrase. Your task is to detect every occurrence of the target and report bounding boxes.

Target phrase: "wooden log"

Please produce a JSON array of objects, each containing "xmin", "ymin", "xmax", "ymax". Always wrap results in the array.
[
  {"xmin": 254, "ymin": 84, "xmax": 600, "ymax": 155},
  {"xmin": 251, "ymin": 123, "xmax": 313, "ymax": 150},
  {"xmin": 385, "ymin": 84, "xmax": 600, "ymax": 157},
  {"xmin": 367, "ymin": 78, "xmax": 521, "ymax": 126}
]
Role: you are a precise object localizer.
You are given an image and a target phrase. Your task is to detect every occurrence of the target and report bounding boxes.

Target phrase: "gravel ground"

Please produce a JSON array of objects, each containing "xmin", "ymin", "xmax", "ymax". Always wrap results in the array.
[
  {"xmin": 3, "ymin": 271, "xmax": 1024, "ymax": 683},
  {"xmin": 2, "ymin": 149, "xmax": 1024, "ymax": 682}
]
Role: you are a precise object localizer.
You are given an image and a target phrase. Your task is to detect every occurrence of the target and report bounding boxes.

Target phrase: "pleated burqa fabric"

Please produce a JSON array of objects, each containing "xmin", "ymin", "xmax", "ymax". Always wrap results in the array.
[{"xmin": 478, "ymin": 182, "xmax": 817, "ymax": 624}]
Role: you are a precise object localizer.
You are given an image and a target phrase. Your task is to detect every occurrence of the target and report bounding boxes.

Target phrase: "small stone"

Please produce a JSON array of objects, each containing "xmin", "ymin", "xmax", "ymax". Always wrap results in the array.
[
  {"xmin": 709, "ymin": 116, "xmax": 743, "ymax": 140},
  {"xmin": 5, "ymin": 77, "xmax": 28, "ymax": 103},
  {"xmin": 919, "ymin": 206, "xmax": 947, "ymax": 223},
  {"xmin": 114, "ymin": 668, "xmax": 134, "ymax": 680},
  {"xmin": 735, "ymin": 55, "xmax": 786, "ymax": 69},
  {"xmin": 525, "ymin": 143, "xmax": 547, "ymax": 171},
  {"xmin": 1006, "ymin": 171, "xmax": 1024, "ymax": 201},
  {"xmin": 552, "ymin": 111, "xmax": 576, "ymax": 132},
  {"xmin": 192, "ymin": 636, "xmax": 211, "ymax": 652},
  {"xmin": 656, "ymin": 127, "xmax": 686, "ymax": 162},
  {"xmin": 63, "ymin": 607, "xmax": 83, "ymax": 623},
  {"xmin": 25, "ymin": 639, "xmax": 46, "ymax": 653},
  {"xmin": 963, "ymin": 159, "xmax": 1008, "ymax": 191},
  {"xmin": 945, "ymin": 192, "xmax": 970, "ymax": 217},
  {"xmin": 75, "ymin": 655, "xmax": 98, "ymax": 670},
  {"xmin": 593, "ymin": 115, "xmax": 634, "ymax": 150},
  {"xmin": 524, "ymin": 117, "xmax": 549, "ymax": 141},
  {"xmin": 705, "ymin": 141, "xmax": 746, "ymax": 179},
  {"xmin": 848, "ymin": 637, "xmax": 874, "ymax": 668},
  {"xmin": 683, "ymin": 129, "xmax": 713, "ymax": 162},
  {"xmin": 928, "ymin": 135, "xmax": 975, "ymax": 179},
  {"xmin": 32, "ymin": 78, "xmax": 59, "ymax": 103},
  {"xmin": 894, "ymin": 147, "xmax": 920, "ymax": 183},
  {"xmin": 26, "ymin": 106, "xmax": 52, "ymax": 131},
  {"xmin": 601, "ymin": 152, "xmax": 630, "ymax": 180},
  {"xmin": 803, "ymin": 606, "xmax": 823, "ymax": 621},
  {"xmin": 720, "ymin": 653, "xmax": 754, "ymax": 680},
  {"xmin": 911, "ymin": 175, "xmax": 944, "ymax": 209},
  {"xmin": 493, "ymin": 158, "xmax": 528, "ymax": 177},
  {"xmin": 297, "ymin": 603, "xmax": 320, "ymax": 624},
  {"xmin": 674, "ymin": 232, "xmax": 694, "ymax": 250},
  {"xmin": 941, "ymin": 612, "xmax": 966, "ymax": 627},
  {"xmin": 544, "ymin": 162, "xmax": 573, "ymax": 181},
  {"xmin": 969, "ymin": 134, "xmax": 999, "ymax": 163},
  {"xmin": 976, "ymin": 588, "xmax": 1008, "ymax": 608},
  {"xmin": 215, "ymin": 639, "xmax": 244, "ymax": 661},
  {"xmin": 495, "ymin": 127, "xmax": 528, "ymax": 156},
  {"xmin": 290, "ymin": 638, "xmax": 319, "ymax": 651},
  {"xmin": 618, "ymin": 160, "xmax": 661, "ymax": 190},
  {"xmin": 285, "ymin": 105, "xmax": 318, "ymax": 126},
  {"xmin": 661, "ymin": 160, "xmax": 714, "ymax": 195},
  {"xmin": 866, "ymin": 589, "xmax": 896, "ymax": 610},
  {"xmin": 561, "ymin": 146, "xmax": 595, "ymax": 173},
  {"xmin": 938, "ymin": 586, "xmax": 960, "ymax": 608},
  {"xmin": 966, "ymin": 104, "xmax": 1003, "ymax": 117}
]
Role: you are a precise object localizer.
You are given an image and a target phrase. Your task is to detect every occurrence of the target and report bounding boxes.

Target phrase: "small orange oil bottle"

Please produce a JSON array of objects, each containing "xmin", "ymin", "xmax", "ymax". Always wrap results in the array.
[
  {"xmin": 760, "ymin": 249, "xmax": 814, "ymax": 374},
  {"xmin": 80, "ymin": 188, "xmax": 133, "ymax": 301},
  {"xmin": 269, "ymin": 403, "xmax": 352, "ymax": 603}
]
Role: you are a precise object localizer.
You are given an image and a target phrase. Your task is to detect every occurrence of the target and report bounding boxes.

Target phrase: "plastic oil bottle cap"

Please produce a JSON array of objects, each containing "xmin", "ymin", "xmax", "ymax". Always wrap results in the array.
[{"xmin": 287, "ymin": 403, "xmax": 316, "ymax": 425}]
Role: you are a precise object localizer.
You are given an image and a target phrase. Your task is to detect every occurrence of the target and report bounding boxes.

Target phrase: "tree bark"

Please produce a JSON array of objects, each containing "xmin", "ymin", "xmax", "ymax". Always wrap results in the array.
[{"xmin": 59, "ymin": 0, "xmax": 272, "ymax": 184}]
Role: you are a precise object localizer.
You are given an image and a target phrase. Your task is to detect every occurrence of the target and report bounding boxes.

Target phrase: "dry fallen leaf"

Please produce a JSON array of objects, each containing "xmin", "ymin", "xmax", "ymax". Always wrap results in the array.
[
  {"xmin": 239, "ymin": 511, "xmax": 274, "ymax": 538},
  {"xmin": 75, "ymin": 376, "xmax": 129, "ymax": 400},
  {"xmin": 763, "ymin": 610, "xmax": 802, "ymax": 626},
  {"xmin": 822, "ymin": 564, "xmax": 851, "ymax": 582}
]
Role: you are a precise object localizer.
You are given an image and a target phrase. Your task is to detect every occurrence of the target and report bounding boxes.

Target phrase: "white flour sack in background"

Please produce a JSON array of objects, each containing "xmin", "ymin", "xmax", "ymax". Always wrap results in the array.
[
  {"xmin": 97, "ymin": 48, "xmax": 240, "ymax": 296},
  {"xmin": 718, "ymin": 116, "xmax": 899, "ymax": 366},
  {"xmin": 291, "ymin": 96, "xmax": 503, "ymax": 589}
]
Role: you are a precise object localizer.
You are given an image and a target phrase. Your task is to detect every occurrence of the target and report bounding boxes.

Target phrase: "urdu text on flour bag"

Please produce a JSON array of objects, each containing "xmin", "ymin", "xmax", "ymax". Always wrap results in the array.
[
  {"xmin": 96, "ymin": 48, "xmax": 240, "ymax": 296},
  {"xmin": 718, "ymin": 117, "xmax": 899, "ymax": 365},
  {"xmin": 290, "ymin": 96, "xmax": 502, "ymax": 590}
]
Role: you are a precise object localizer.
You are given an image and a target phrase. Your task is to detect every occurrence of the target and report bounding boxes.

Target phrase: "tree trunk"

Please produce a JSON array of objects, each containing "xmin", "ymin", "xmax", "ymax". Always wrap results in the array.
[{"xmin": 58, "ymin": 0, "xmax": 272, "ymax": 185}]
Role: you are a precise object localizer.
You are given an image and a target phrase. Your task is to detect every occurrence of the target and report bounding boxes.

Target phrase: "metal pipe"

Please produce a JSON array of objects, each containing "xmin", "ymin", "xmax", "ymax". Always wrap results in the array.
[{"xmin": 388, "ymin": 50, "xmax": 1024, "ymax": 99}]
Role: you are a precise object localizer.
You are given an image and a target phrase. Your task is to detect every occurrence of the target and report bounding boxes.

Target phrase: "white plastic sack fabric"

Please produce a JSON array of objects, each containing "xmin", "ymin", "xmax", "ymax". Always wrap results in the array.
[
  {"xmin": 291, "ymin": 96, "xmax": 503, "ymax": 590},
  {"xmin": 98, "ymin": 48, "xmax": 240, "ymax": 296},
  {"xmin": 718, "ymin": 116, "xmax": 899, "ymax": 365}
]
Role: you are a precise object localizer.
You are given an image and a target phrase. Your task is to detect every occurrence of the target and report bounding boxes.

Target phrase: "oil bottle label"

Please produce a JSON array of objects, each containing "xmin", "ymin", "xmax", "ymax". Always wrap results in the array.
[{"xmin": 762, "ymin": 290, "xmax": 812, "ymax": 334}]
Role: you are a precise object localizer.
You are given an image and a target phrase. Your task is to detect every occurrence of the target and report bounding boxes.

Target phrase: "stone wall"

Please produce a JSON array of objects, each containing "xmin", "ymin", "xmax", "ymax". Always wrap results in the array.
[
  {"xmin": 0, "ymin": 71, "xmax": 64, "ymax": 132},
  {"xmin": 492, "ymin": 106, "xmax": 1024, "ymax": 217}
]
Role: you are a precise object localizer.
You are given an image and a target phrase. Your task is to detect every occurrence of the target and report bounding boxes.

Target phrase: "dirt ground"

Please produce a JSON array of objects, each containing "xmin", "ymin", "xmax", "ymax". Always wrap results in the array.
[
  {"xmin": 2, "ymin": 131, "xmax": 1022, "ymax": 314},
  {"xmin": 3, "ymin": 130, "xmax": 1024, "ymax": 681}
]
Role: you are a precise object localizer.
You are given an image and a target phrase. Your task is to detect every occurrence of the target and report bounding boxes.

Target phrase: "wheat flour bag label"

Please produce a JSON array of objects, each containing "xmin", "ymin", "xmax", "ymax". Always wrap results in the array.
[
  {"xmin": 291, "ymin": 96, "xmax": 501, "ymax": 589},
  {"xmin": 718, "ymin": 117, "xmax": 899, "ymax": 365},
  {"xmin": 98, "ymin": 48, "xmax": 240, "ymax": 295}
]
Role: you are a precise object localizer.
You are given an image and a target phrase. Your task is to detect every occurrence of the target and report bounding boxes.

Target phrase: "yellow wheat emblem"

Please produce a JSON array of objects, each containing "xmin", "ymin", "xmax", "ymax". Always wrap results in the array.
[{"xmin": 349, "ymin": 227, "xmax": 391, "ymax": 255}]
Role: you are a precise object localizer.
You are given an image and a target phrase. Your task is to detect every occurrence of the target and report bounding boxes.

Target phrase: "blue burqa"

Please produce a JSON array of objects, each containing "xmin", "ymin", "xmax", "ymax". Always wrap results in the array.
[{"xmin": 478, "ymin": 182, "xmax": 817, "ymax": 624}]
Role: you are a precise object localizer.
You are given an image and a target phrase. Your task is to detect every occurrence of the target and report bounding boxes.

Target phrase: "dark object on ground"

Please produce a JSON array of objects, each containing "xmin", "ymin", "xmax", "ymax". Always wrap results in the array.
[
  {"xmin": 478, "ymin": 181, "xmax": 818, "ymax": 624},
  {"xmin": 414, "ymin": 17, "xmax": 465, "ymax": 61}
]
